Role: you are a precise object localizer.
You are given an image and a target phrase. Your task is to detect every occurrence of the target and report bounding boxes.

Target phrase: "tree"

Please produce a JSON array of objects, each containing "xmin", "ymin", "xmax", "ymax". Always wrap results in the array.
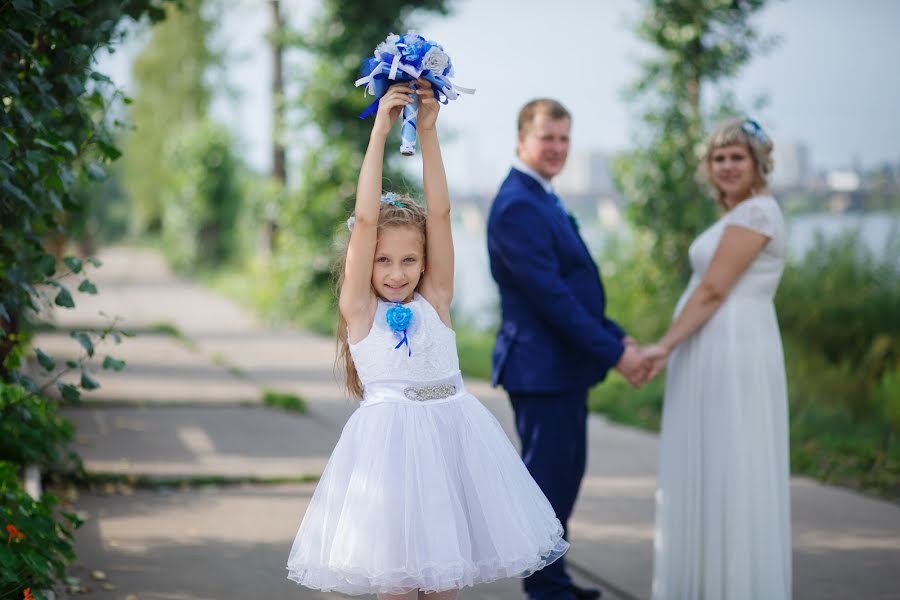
[
  {"xmin": 612, "ymin": 0, "xmax": 774, "ymax": 284},
  {"xmin": 122, "ymin": 0, "xmax": 219, "ymax": 234},
  {"xmin": 270, "ymin": 0, "xmax": 449, "ymax": 328}
]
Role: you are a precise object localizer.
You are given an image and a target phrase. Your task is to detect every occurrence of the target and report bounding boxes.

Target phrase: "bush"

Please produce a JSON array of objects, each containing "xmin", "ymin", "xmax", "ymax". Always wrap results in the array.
[
  {"xmin": 0, "ymin": 462, "xmax": 81, "ymax": 600},
  {"xmin": 161, "ymin": 121, "xmax": 244, "ymax": 272},
  {"xmin": 0, "ymin": 384, "xmax": 78, "ymax": 473},
  {"xmin": 777, "ymin": 230, "xmax": 900, "ymax": 384}
]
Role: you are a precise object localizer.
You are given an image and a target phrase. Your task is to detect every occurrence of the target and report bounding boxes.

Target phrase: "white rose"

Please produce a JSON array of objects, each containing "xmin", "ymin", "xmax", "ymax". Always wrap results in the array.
[
  {"xmin": 421, "ymin": 47, "xmax": 449, "ymax": 74},
  {"xmin": 374, "ymin": 33, "xmax": 401, "ymax": 58}
]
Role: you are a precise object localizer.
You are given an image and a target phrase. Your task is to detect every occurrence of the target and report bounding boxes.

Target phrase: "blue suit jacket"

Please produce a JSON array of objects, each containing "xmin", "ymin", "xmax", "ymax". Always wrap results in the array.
[{"xmin": 487, "ymin": 168, "xmax": 626, "ymax": 394}]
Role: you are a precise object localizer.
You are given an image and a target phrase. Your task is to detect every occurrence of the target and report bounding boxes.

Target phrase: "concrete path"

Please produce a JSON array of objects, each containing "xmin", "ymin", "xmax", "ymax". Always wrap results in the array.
[{"xmin": 35, "ymin": 247, "xmax": 900, "ymax": 600}]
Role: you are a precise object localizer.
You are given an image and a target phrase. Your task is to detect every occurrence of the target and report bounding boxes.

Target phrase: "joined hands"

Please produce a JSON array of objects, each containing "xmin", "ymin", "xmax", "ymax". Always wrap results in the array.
[{"xmin": 615, "ymin": 337, "xmax": 671, "ymax": 388}]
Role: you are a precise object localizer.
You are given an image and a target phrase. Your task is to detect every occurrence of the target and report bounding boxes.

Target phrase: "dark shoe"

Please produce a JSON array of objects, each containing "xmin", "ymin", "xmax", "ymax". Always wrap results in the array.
[{"xmin": 570, "ymin": 585, "xmax": 602, "ymax": 600}]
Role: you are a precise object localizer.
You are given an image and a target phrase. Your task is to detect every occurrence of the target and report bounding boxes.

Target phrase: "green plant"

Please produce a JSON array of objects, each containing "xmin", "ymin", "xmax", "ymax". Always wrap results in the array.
[
  {"xmin": 262, "ymin": 389, "xmax": 308, "ymax": 414},
  {"xmin": 777, "ymin": 230, "xmax": 900, "ymax": 387},
  {"xmin": 0, "ymin": 384, "xmax": 78, "ymax": 473},
  {"xmin": 161, "ymin": 120, "xmax": 244, "ymax": 272},
  {"xmin": 0, "ymin": 462, "xmax": 82, "ymax": 600}
]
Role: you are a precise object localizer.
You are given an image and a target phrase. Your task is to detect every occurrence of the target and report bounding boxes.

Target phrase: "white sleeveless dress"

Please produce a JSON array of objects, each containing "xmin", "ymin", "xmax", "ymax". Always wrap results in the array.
[
  {"xmin": 287, "ymin": 293, "xmax": 568, "ymax": 595},
  {"xmin": 652, "ymin": 196, "xmax": 792, "ymax": 599}
]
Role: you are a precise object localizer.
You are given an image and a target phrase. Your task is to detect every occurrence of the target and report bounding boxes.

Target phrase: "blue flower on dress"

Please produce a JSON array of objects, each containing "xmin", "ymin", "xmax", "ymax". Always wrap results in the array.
[
  {"xmin": 386, "ymin": 303, "xmax": 413, "ymax": 356},
  {"xmin": 386, "ymin": 303, "xmax": 413, "ymax": 331}
]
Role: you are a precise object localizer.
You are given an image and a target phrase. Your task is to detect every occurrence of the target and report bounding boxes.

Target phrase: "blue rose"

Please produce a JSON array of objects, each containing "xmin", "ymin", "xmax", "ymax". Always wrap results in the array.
[{"xmin": 386, "ymin": 304, "xmax": 413, "ymax": 331}]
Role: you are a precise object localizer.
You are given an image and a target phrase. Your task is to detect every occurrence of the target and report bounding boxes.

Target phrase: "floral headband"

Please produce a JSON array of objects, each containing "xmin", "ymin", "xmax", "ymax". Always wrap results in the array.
[
  {"xmin": 741, "ymin": 118, "xmax": 769, "ymax": 145},
  {"xmin": 346, "ymin": 192, "xmax": 408, "ymax": 231}
]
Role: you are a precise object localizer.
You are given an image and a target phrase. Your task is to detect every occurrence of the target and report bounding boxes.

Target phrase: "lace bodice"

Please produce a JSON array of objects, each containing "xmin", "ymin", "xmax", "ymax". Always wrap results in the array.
[
  {"xmin": 349, "ymin": 293, "xmax": 460, "ymax": 385},
  {"xmin": 678, "ymin": 195, "xmax": 785, "ymax": 312}
]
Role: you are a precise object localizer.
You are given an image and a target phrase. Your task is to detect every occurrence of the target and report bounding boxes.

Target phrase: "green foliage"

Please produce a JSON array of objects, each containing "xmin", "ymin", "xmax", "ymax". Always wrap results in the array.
[
  {"xmin": 161, "ymin": 120, "xmax": 243, "ymax": 272},
  {"xmin": 588, "ymin": 373, "xmax": 665, "ymax": 432},
  {"xmin": 613, "ymin": 0, "xmax": 772, "ymax": 284},
  {"xmin": 0, "ymin": 383, "xmax": 78, "ymax": 473},
  {"xmin": 0, "ymin": 461, "xmax": 82, "ymax": 599},
  {"xmin": 599, "ymin": 231, "xmax": 678, "ymax": 342},
  {"xmin": 1, "ymin": 3, "xmax": 171, "ymax": 590},
  {"xmin": 122, "ymin": 0, "xmax": 219, "ymax": 234},
  {"xmin": 262, "ymin": 389, "xmax": 308, "ymax": 414},
  {"xmin": 777, "ymin": 230, "xmax": 900, "ymax": 394},
  {"xmin": 269, "ymin": 0, "xmax": 450, "ymax": 328},
  {"xmin": 454, "ymin": 326, "xmax": 495, "ymax": 382}
]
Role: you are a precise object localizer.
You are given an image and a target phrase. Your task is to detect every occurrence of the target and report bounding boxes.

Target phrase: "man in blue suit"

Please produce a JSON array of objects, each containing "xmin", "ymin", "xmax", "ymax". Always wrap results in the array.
[{"xmin": 487, "ymin": 99, "xmax": 648, "ymax": 600}]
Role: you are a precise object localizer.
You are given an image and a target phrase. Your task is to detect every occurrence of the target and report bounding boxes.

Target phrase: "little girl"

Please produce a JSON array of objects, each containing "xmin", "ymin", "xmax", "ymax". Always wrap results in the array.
[{"xmin": 286, "ymin": 80, "xmax": 568, "ymax": 598}]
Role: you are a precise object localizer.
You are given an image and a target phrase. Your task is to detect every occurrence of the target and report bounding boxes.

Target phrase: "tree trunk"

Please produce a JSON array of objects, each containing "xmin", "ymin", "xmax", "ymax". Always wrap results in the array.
[{"xmin": 262, "ymin": 0, "xmax": 286, "ymax": 258}]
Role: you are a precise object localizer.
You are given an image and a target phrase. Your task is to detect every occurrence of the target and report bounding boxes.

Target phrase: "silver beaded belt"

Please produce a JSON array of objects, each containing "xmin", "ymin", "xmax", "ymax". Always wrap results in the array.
[
  {"xmin": 403, "ymin": 383, "xmax": 457, "ymax": 401},
  {"xmin": 361, "ymin": 372, "xmax": 465, "ymax": 406}
]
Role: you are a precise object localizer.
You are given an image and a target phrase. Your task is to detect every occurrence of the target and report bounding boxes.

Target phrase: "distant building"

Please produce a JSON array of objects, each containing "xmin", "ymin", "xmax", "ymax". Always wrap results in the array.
[
  {"xmin": 555, "ymin": 149, "xmax": 617, "ymax": 196},
  {"xmin": 771, "ymin": 141, "xmax": 810, "ymax": 190}
]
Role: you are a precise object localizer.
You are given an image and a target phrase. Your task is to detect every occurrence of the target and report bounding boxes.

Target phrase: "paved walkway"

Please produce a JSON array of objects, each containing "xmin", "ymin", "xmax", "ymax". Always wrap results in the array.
[{"xmin": 35, "ymin": 247, "xmax": 900, "ymax": 600}]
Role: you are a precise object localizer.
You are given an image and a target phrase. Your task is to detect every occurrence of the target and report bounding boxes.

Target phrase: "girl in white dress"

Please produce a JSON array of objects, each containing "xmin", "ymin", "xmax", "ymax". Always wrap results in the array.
[
  {"xmin": 644, "ymin": 118, "xmax": 791, "ymax": 599},
  {"xmin": 286, "ymin": 79, "xmax": 568, "ymax": 598}
]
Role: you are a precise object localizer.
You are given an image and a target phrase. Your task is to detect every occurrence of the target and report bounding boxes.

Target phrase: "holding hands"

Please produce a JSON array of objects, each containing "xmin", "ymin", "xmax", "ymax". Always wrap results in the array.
[{"xmin": 615, "ymin": 338, "xmax": 672, "ymax": 388}]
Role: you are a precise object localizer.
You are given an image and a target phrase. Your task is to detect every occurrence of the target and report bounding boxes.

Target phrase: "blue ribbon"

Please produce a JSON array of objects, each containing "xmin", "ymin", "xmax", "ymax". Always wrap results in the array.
[
  {"xmin": 357, "ymin": 64, "xmax": 449, "ymax": 120},
  {"xmin": 394, "ymin": 329, "xmax": 411, "ymax": 356}
]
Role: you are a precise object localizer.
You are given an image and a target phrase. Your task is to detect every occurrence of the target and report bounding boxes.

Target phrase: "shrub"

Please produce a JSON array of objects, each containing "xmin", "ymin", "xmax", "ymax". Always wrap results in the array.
[{"xmin": 0, "ymin": 462, "xmax": 81, "ymax": 600}]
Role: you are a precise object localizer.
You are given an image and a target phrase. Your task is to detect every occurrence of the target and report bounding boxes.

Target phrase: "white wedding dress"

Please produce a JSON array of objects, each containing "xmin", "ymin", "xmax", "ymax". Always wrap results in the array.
[
  {"xmin": 287, "ymin": 293, "xmax": 568, "ymax": 595},
  {"xmin": 652, "ymin": 196, "xmax": 792, "ymax": 600}
]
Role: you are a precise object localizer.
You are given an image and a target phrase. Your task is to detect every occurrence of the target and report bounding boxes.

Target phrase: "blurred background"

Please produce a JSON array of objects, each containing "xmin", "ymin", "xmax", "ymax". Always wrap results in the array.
[{"xmin": 2, "ymin": 0, "xmax": 898, "ymax": 598}]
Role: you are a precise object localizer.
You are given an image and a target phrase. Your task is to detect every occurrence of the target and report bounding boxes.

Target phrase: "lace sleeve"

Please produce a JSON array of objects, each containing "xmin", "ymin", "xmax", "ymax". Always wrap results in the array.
[{"xmin": 727, "ymin": 196, "xmax": 777, "ymax": 238}]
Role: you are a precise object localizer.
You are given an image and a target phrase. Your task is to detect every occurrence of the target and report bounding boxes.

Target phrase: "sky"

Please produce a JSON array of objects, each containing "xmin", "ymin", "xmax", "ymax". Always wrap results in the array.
[{"xmin": 98, "ymin": 0, "xmax": 900, "ymax": 194}]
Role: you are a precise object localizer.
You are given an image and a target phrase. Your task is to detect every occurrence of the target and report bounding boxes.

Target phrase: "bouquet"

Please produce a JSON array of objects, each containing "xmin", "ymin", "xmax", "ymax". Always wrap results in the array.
[{"xmin": 355, "ymin": 31, "xmax": 473, "ymax": 155}]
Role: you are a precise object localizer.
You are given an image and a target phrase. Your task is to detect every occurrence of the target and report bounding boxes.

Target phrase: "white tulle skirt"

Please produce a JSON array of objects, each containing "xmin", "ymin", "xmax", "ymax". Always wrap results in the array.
[{"xmin": 286, "ymin": 374, "xmax": 568, "ymax": 595}]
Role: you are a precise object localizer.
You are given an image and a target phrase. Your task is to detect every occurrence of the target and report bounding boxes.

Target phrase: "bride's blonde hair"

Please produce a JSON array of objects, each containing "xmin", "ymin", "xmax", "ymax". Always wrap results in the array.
[
  {"xmin": 698, "ymin": 117, "xmax": 775, "ymax": 210},
  {"xmin": 335, "ymin": 196, "xmax": 427, "ymax": 398}
]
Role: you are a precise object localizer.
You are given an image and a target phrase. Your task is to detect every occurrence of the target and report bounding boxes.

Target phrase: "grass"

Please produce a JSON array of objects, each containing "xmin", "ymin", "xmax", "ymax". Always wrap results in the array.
[
  {"xmin": 262, "ymin": 389, "xmax": 308, "ymax": 414},
  {"xmin": 77, "ymin": 471, "xmax": 320, "ymax": 490}
]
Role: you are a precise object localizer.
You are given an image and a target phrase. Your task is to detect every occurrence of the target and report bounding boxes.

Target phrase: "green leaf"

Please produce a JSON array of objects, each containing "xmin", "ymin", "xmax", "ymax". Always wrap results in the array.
[
  {"xmin": 97, "ymin": 140, "xmax": 122, "ymax": 161},
  {"xmin": 61, "ymin": 141, "xmax": 78, "ymax": 156},
  {"xmin": 66, "ymin": 360, "xmax": 78, "ymax": 368},
  {"xmin": 35, "ymin": 137, "xmax": 58, "ymax": 151},
  {"xmin": 36, "ymin": 348, "xmax": 56, "ymax": 371},
  {"xmin": 80, "ymin": 370, "xmax": 100, "ymax": 390},
  {"xmin": 70, "ymin": 332, "xmax": 94, "ymax": 357},
  {"xmin": 58, "ymin": 382, "xmax": 81, "ymax": 402},
  {"xmin": 102, "ymin": 356, "xmax": 126, "ymax": 371},
  {"xmin": 1, "ymin": 181, "xmax": 35, "ymax": 210},
  {"xmin": 54, "ymin": 285, "xmax": 75, "ymax": 308},
  {"xmin": 87, "ymin": 257, "xmax": 103, "ymax": 268},
  {"xmin": 38, "ymin": 252, "xmax": 57, "ymax": 277},
  {"xmin": 78, "ymin": 279, "xmax": 98, "ymax": 294},
  {"xmin": 64, "ymin": 256, "xmax": 83, "ymax": 273},
  {"xmin": 85, "ymin": 163, "xmax": 106, "ymax": 180}
]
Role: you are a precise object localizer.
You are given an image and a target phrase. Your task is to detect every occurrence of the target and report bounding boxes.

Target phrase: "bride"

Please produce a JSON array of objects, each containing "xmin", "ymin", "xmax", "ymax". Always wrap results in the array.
[{"xmin": 644, "ymin": 118, "xmax": 792, "ymax": 599}]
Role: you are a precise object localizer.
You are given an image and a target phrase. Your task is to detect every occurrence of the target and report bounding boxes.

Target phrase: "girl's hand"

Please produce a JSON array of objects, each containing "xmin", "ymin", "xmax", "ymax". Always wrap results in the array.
[
  {"xmin": 373, "ymin": 83, "xmax": 414, "ymax": 138},
  {"xmin": 415, "ymin": 78, "xmax": 440, "ymax": 132}
]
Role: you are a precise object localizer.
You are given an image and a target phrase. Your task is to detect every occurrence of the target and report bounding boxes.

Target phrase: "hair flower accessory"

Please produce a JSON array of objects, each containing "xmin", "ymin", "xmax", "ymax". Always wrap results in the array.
[
  {"xmin": 355, "ymin": 30, "xmax": 474, "ymax": 156},
  {"xmin": 346, "ymin": 192, "xmax": 409, "ymax": 231},
  {"xmin": 381, "ymin": 191, "xmax": 407, "ymax": 207},
  {"xmin": 741, "ymin": 118, "xmax": 770, "ymax": 145},
  {"xmin": 386, "ymin": 303, "xmax": 413, "ymax": 356}
]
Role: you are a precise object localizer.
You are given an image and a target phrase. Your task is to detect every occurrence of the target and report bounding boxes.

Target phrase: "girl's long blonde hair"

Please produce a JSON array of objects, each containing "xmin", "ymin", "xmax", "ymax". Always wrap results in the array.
[{"xmin": 335, "ymin": 196, "xmax": 427, "ymax": 398}]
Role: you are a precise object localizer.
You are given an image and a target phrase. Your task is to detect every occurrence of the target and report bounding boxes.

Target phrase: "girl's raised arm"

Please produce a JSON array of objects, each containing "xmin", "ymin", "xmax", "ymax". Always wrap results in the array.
[
  {"xmin": 415, "ymin": 79, "xmax": 454, "ymax": 324},
  {"xmin": 339, "ymin": 84, "xmax": 413, "ymax": 331}
]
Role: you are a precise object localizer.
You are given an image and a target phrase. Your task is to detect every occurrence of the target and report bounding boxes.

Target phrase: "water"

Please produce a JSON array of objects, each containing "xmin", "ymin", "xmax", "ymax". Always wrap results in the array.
[{"xmin": 451, "ymin": 211, "xmax": 899, "ymax": 330}]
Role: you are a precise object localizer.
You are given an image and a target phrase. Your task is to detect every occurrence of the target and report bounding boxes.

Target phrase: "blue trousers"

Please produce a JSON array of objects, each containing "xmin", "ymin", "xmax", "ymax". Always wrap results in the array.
[{"xmin": 510, "ymin": 390, "xmax": 589, "ymax": 600}]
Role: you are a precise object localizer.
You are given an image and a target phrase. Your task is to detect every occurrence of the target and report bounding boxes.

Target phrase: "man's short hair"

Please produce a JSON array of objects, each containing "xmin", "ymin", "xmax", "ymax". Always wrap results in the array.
[{"xmin": 517, "ymin": 99, "xmax": 571, "ymax": 134}]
